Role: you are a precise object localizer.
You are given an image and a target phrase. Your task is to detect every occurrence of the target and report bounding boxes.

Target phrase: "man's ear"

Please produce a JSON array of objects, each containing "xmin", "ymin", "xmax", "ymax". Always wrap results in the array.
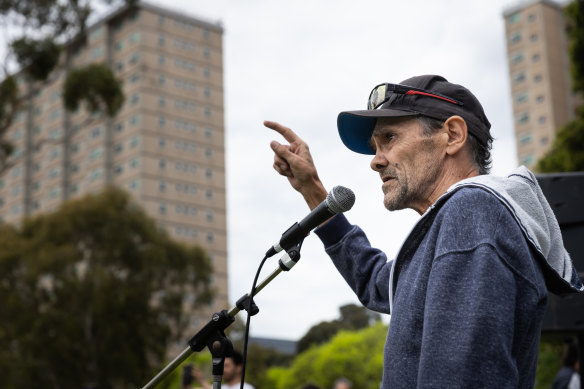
[{"xmin": 443, "ymin": 116, "xmax": 468, "ymax": 156}]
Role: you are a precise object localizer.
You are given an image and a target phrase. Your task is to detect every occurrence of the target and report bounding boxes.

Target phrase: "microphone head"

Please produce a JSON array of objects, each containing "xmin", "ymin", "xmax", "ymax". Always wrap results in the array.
[{"xmin": 326, "ymin": 186, "xmax": 356, "ymax": 213}]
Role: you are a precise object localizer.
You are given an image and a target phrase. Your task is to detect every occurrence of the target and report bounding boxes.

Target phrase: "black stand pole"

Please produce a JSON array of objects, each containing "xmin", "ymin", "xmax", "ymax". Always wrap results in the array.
[{"xmin": 140, "ymin": 248, "xmax": 302, "ymax": 389}]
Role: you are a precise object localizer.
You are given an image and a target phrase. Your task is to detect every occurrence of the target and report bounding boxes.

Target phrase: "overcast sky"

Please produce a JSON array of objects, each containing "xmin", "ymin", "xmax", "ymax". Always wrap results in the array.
[
  {"xmin": 1, "ymin": 0, "xmax": 528, "ymax": 342},
  {"xmin": 141, "ymin": 0, "xmax": 531, "ymax": 341}
]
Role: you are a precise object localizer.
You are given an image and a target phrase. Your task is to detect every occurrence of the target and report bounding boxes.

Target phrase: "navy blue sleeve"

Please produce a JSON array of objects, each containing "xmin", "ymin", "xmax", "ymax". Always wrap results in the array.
[{"xmin": 315, "ymin": 214, "xmax": 392, "ymax": 314}]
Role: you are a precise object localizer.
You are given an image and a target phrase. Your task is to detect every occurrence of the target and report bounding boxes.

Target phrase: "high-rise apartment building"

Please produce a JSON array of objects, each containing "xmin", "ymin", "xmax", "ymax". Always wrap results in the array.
[
  {"xmin": 0, "ymin": 2, "xmax": 227, "ymax": 340},
  {"xmin": 503, "ymin": 0, "xmax": 580, "ymax": 168}
]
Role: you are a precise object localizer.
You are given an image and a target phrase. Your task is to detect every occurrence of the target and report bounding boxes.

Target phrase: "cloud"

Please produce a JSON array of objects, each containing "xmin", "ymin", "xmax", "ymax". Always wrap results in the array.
[{"xmin": 154, "ymin": 0, "xmax": 518, "ymax": 340}]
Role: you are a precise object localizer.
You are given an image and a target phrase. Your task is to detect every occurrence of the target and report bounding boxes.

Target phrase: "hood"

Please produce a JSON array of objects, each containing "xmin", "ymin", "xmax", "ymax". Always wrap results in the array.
[{"xmin": 445, "ymin": 166, "xmax": 583, "ymax": 295}]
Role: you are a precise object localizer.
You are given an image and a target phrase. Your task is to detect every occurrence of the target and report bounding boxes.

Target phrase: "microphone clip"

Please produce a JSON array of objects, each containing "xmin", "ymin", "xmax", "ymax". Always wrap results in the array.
[{"xmin": 279, "ymin": 244, "xmax": 302, "ymax": 271}]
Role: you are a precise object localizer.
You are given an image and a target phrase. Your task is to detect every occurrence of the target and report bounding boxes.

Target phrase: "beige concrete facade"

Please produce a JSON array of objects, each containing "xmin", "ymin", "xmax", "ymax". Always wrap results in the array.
[
  {"xmin": 1, "ymin": 2, "xmax": 228, "ymax": 349},
  {"xmin": 503, "ymin": 0, "xmax": 580, "ymax": 168}
]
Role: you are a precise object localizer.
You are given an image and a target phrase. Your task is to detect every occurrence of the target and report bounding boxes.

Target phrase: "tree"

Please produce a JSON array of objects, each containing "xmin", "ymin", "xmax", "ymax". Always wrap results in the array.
[
  {"xmin": 0, "ymin": 0, "xmax": 130, "ymax": 172},
  {"xmin": 566, "ymin": 0, "xmax": 584, "ymax": 93},
  {"xmin": 535, "ymin": 0, "xmax": 584, "ymax": 173},
  {"xmin": 265, "ymin": 323, "xmax": 387, "ymax": 389},
  {"xmin": 296, "ymin": 303, "xmax": 381, "ymax": 353},
  {"xmin": 535, "ymin": 114, "xmax": 584, "ymax": 172},
  {"xmin": 0, "ymin": 188, "xmax": 213, "ymax": 389}
]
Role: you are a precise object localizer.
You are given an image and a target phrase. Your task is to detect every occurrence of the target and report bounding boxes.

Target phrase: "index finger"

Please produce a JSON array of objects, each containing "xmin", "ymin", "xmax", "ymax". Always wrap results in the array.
[{"xmin": 264, "ymin": 120, "xmax": 302, "ymax": 144}]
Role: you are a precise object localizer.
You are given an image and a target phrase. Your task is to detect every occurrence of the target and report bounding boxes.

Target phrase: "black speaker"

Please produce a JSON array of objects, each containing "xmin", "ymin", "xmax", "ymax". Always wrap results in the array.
[{"xmin": 537, "ymin": 172, "xmax": 584, "ymax": 332}]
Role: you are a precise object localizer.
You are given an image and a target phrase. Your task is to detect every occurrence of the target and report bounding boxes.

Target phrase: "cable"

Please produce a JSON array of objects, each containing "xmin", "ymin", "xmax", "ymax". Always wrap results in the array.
[{"xmin": 239, "ymin": 253, "xmax": 269, "ymax": 389}]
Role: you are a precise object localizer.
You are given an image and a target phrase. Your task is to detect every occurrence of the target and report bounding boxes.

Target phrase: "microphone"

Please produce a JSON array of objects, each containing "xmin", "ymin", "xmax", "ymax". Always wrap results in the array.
[{"xmin": 266, "ymin": 186, "xmax": 355, "ymax": 257}]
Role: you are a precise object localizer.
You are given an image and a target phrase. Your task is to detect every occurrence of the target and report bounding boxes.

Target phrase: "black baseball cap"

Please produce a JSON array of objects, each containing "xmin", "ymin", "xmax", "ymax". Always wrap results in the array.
[{"xmin": 337, "ymin": 75, "xmax": 492, "ymax": 154}]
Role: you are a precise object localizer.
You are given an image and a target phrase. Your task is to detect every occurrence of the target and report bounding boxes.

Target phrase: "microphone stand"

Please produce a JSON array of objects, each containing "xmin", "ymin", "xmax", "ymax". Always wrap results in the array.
[{"xmin": 140, "ymin": 245, "xmax": 303, "ymax": 389}]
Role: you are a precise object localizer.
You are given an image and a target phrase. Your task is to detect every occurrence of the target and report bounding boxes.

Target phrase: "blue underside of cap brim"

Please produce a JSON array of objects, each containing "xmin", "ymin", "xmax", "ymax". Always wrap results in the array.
[{"xmin": 337, "ymin": 113, "xmax": 377, "ymax": 155}]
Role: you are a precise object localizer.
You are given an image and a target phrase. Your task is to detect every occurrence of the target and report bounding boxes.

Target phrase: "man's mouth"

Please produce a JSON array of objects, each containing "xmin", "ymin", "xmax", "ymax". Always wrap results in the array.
[{"xmin": 382, "ymin": 176, "xmax": 394, "ymax": 183}]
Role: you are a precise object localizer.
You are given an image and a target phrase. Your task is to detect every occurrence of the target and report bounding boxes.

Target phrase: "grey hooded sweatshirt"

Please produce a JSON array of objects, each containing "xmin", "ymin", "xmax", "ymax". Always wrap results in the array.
[{"xmin": 314, "ymin": 166, "xmax": 583, "ymax": 389}]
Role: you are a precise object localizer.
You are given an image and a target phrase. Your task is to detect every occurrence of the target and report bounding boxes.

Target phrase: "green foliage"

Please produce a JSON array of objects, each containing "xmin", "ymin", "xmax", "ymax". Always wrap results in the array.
[
  {"xmin": 0, "ymin": 188, "xmax": 214, "ymax": 389},
  {"xmin": 296, "ymin": 303, "xmax": 381, "ymax": 353},
  {"xmin": 0, "ymin": 76, "xmax": 18, "ymax": 129},
  {"xmin": 535, "ymin": 112, "xmax": 584, "ymax": 172},
  {"xmin": 11, "ymin": 37, "xmax": 62, "ymax": 81},
  {"xmin": 566, "ymin": 0, "xmax": 584, "ymax": 93},
  {"xmin": 534, "ymin": 337, "xmax": 564, "ymax": 389},
  {"xmin": 64, "ymin": 63, "xmax": 125, "ymax": 117},
  {"xmin": 0, "ymin": 76, "xmax": 18, "ymax": 166},
  {"xmin": 244, "ymin": 344, "xmax": 295, "ymax": 388},
  {"xmin": 265, "ymin": 323, "xmax": 387, "ymax": 389}
]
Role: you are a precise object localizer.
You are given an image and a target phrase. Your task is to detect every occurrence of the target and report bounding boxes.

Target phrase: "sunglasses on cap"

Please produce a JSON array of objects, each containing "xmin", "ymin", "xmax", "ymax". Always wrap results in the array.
[{"xmin": 367, "ymin": 83, "xmax": 464, "ymax": 110}]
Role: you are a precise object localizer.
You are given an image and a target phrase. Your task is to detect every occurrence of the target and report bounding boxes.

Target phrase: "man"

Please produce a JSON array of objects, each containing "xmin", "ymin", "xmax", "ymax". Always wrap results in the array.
[
  {"xmin": 333, "ymin": 377, "xmax": 352, "ymax": 389},
  {"xmin": 552, "ymin": 342, "xmax": 581, "ymax": 389},
  {"xmin": 193, "ymin": 350, "xmax": 255, "ymax": 389},
  {"xmin": 266, "ymin": 75, "xmax": 583, "ymax": 388}
]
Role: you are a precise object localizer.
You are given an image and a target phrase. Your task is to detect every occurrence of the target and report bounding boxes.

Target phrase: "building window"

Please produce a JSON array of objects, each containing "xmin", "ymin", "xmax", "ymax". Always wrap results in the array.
[
  {"xmin": 159, "ymin": 117, "xmax": 166, "ymax": 128},
  {"xmin": 91, "ymin": 127, "xmax": 102, "ymax": 138},
  {"xmin": 158, "ymin": 55, "xmax": 166, "ymax": 65},
  {"xmin": 159, "ymin": 159, "xmax": 167, "ymax": 169},
  {"xmin": 516, "ymin": 112, "xmax": 529, "ymax": 124},
  {"xmin": 90, "ymin": 147, "xmax": 103, "ymax": 160},
  {"xmin": 528, "ymin": 14, "xmax": 536, "ymax": 22},
  {"xmin": 159, "ymin": 181, "xmax": 167, "ymax": 192},
  {"xmin": 159, "ymin": 137, "xmax": 166, "ymax": 148},
  {"xmin": 532, "ymin": 54, "xmax": 540, "ymax": 62},
  {"xmin": 158, "ymin": 35, "xmax": 165, "ymax": 46},
  {"xmin": 519, "ymin": 133, "xmax": 532, "ymax": 145},
  {"xmin": 534, "ymin": 74, "xmax": 543, "ymax": 82},
  {"xmin": 129, "ymin": 52, "xmax": 140, "ymax": 65},
  {"xmin": 130, "ymin": 32, "xmax": 140, "ymax": 44},
  {"xmin": 536, "ymin": 95, "xmax": 545, "ymax": 103},
  {"xmin": 511, "ymin": 52, "xmax": 524, "ymax": 64},
  {"xmin": 507, "ymin": 12, "xmax": 521, "ymax": 23},
  {"xmin": 158, "ymin": 96, "xmax": 166, "ymax": 107},
  {"xmin": 541, "ymin": 137, "xmax": 549, "ymax": 146},
  {"xmin": 538, "ymin": 116, "xmax": 547, "ymax": 125},
  {"xmin": 530, "ymin": 34, "xmax": 538, "ymax": 42},
  {"xmin": 159, "ymin": 203, "xmax": 167, "ymax": 214},
  {"xmin": 520, "ymin": 154, "xmax": 535, "ymax": 166},
  {"xmin": 515, "ymin": 92, "xmax": 528, "ymax": 103},
  {"xmin": 512, "ymin": 72, "xmax": 526, "ymax": 84},
  {"xmin": 509, "ymin": 32, "xmax": 522, "ymax": 44}
]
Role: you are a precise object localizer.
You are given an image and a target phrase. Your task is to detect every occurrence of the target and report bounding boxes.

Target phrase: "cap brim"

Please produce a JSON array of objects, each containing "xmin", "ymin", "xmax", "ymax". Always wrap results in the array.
[{"xmin": 337, "ymin": 109, "xmax": 419, "ymax": 155}]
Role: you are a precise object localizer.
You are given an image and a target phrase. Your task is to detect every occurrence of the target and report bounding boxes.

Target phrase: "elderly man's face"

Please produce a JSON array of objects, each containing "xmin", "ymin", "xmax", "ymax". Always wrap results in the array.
[{"xmin": 369, "ymin": 117, "xmax": 445, "ymax": 214}]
